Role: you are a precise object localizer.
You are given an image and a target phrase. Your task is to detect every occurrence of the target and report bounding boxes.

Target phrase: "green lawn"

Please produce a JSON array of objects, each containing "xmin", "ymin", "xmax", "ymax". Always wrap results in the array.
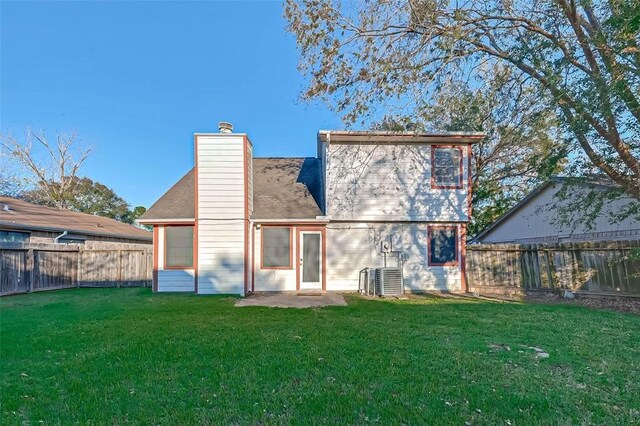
[{"xmin": 1, "ymin": 289, "xmax": 639, "ymax": 424}]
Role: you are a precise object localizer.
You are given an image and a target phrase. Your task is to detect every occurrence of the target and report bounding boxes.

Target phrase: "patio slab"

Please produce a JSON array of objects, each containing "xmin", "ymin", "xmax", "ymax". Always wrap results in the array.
[{"xmin": 235, "ymin": 293, "xmax": 347, "ymax": 308}]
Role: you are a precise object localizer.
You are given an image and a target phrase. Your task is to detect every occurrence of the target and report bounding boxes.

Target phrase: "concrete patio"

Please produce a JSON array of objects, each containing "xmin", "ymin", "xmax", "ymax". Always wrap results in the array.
[{"xmin": 235, "ymin": 292, "xmax": 347, "ymax": 308}]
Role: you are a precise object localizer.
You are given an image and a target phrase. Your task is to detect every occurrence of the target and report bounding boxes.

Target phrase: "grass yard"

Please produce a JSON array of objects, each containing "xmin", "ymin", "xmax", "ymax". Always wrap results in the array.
[{"xmin": 1, "ymin": 289, "xmax": 639, "ymax": 424}]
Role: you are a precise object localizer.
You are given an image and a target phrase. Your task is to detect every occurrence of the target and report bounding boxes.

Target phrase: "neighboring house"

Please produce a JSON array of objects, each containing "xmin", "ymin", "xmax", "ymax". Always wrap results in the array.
[
  {"xmin": 0, "ymin": 196, "xmax": 152, "ymax": 248},
  {"xmin": 138, "ymin": 123, "xmax": 482, "ymax": 294},
  {"xmin": 473, "ymin": 177, "xmax": 640, "ymax": 244}
]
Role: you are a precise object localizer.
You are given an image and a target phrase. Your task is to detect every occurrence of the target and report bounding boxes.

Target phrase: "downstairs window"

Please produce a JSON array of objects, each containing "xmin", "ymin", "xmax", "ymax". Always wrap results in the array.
[
  {"xmin": 262, "ymin": 227, "xmax": 292, "ymax": 268},
  {"xmin": 428, "ymin": 226, "xmax": 458, "ymax": 265},
  {"xmin": 165, "ymin": 226, "xmax": 194, "ymax": 268}
]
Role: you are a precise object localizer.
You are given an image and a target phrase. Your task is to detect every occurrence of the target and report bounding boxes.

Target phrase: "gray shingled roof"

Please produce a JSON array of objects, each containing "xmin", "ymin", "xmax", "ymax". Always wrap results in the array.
[
  {"xmin": 140, "ymin": 169, "xmax": 195, "ymax": 220},
  {"xmin": 253, "ymin": 158, "xmax": 323, "ymax": 219},
  {"xmin": 139, "ymin": 157, "xmax": 323, "ymax": 222}
]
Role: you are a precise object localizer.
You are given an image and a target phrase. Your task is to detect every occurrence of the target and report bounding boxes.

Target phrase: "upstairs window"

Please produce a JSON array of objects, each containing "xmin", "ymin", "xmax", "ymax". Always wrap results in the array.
[
  {"xmin": 262, "ymin": 227, "xmax": 292, "ymax": 269},
  {"xmin": 431, "ymin": 146, "xmax": 463, "ymax": 188},
  {"xmin": 0, "ymin": 230, "xmax": 29, "ymax": 243},
  {"xmin": 428, "ymin": 226, "xmax": 458, "ymax": 265},
  {"xmin": 165, "ymin": 226, "xmax": 194, "ymax": 268}
]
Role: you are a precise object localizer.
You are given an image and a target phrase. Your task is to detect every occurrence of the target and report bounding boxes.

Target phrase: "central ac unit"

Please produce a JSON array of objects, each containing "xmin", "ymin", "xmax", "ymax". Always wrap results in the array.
[{"xmin": 375, "ymin": 267, "xmax": 404, "ymax": 296}]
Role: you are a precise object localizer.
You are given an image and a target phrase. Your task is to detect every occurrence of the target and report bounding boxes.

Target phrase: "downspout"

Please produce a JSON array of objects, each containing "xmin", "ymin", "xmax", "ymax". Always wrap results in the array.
[{"xmin": 54, "ymin": 230, "xmax": 68, "ymax": 243}]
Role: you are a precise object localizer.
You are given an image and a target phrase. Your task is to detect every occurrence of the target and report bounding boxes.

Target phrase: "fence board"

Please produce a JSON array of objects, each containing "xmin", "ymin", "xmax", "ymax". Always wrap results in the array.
[
  {"xmin": 34, "ymin": 250, "xmax": 77, "ymax": 291},
  {"xmin": 467, "ymin": 240, "xmax": 640, "ymax": 296},
  {"xmin": 0, "ymin": 250, "xmax": 28, "ymax": 295},
  {"xmin": 80, "ymin": 250, "xmax": 119, "ymax": 287},
  {"xmin": 1, "ymin": 243, "xmax": 152, "ymax": 296}
]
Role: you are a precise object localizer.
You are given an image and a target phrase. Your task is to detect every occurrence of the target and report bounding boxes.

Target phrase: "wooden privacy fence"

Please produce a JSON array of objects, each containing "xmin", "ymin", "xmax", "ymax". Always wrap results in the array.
[
  {"xmin": 466, "ymin": 240, "xmax": 640, "ymax": 296},
  {"xmin": 0, "ymin": 243, "xmax": 153, "ymax": 296}
]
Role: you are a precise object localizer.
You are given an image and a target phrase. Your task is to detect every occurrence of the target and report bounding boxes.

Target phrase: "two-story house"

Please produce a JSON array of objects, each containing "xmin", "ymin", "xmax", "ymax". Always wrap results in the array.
[{"xmin": 138, "ymin": 123, "xmax": 482, "ymax": 294}]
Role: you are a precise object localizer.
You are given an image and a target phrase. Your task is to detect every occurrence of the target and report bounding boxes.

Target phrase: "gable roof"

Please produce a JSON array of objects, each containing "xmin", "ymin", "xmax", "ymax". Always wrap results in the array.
[
  {"xmin": 471, "ymin": 176, "xmax": 623, "ymax": 242},
  {"xmin": 0, "ymin": 196, "xmax": 152, "ymax": 241},
  {"xmin": 139, "ymin": 157, "xmax": 323, "ymax": 222}
]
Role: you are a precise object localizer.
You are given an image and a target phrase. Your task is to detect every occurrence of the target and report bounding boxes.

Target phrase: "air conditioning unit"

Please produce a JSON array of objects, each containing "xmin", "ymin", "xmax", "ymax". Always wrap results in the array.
[{"xmin": 375, "ymin": 267, "xmax": 404, "ymax": 296}]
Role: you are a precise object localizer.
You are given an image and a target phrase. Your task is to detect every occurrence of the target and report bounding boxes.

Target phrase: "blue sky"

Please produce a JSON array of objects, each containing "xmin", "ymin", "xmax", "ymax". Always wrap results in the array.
[{"xmin": 1, "ymin": 0, "xmax": 342, "ymax": 208}]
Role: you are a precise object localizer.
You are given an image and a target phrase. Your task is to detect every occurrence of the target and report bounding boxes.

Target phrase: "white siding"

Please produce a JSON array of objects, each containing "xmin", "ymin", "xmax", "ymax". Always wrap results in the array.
[
  {"xmin": 326, "ymin": 222, "xmax": 462, "ymax": 292},
  {"xmin": 325, "ymin": 143, "xmax": 469, "ymax": 221},
  {"xmin": 481, "ymin": 183, "xmax": 640, "ymax": 243},
  {"xmin": 156, "ymin": 226, "xmax": 195, "ymax": 292},
  {"xmin": 196, "ymin": 134, "xmax": 246, "ymax": 295},
  {"xmin": 158, "ymin": 270, "xmax": 196, "ymax": 292},
  {"xmin": 247, "ymin": 143, "xmax": 254, "ymax": 216},
  {"xmin": 249, "ymin": 222, "xmax": 463, "ymax": 292},
  {"xmin": 252, "ymin": 227, "xmax": 298, "ymax": 292}
]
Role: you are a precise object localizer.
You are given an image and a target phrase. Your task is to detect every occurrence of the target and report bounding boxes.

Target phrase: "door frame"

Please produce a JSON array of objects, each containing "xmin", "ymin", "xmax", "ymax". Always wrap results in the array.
[{"xmin": 295, "ymin": 226, "xmax": 326, "ymax": 291}]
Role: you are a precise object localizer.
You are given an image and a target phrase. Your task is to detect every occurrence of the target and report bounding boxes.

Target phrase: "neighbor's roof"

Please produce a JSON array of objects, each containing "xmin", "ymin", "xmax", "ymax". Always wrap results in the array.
[
  {"xmin": 139, "ymin": 157, "xmax": 323, "ymax": 222},
  {"xmin": 318, "ymin": 130, "xmax": 485, "ymax": 144},
  {"xmin": 0, "ymin": 196, "xmax": 152, "ymax": 241},
  {"xmin": 472, "ymin": 176, "xmax": 621, "ymax": 242}
]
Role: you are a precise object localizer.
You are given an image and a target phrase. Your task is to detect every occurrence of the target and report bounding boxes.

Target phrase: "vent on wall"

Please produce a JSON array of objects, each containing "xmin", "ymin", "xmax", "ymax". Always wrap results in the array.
[{"xmin": 375, "ymin": 267, "xmax": 404, "ymax": 296}]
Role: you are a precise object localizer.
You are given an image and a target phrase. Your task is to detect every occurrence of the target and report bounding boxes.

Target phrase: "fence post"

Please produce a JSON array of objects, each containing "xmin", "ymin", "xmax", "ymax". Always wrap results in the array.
[
  {"xmin": 145, "ymin": 249, "xmax": 151, "ymax": 288},
  {"xmin": 26, "ymin": 249, "xmax": 35, "ymax": 293},
  {"xmin": 77, "ymin": 250, "xmax": 82, "ymax": 288},
  {"xmin": 570, "ymin": 242, "xmax": 581, "ymax": 291},
  {"xmin": 117, "ymin": 250, "xmax": 122, "ymax": 288},
  {"xmin": 544, "ymin": 249, "xmax": 555, "ymax": 289}
]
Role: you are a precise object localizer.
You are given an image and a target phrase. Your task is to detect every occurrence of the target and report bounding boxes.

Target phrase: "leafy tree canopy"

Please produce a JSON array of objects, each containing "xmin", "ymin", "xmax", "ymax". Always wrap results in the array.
[
  {"xmin": 23, "ymin": 176, "xmax": 142, "ymax": 224},
  {"xmin": 286, "ymin": 0, "xmax": 640, "ymax": 224},
  {"xmin": 374, "ymin": 65, "xmax": 567, "ymax": 234}
]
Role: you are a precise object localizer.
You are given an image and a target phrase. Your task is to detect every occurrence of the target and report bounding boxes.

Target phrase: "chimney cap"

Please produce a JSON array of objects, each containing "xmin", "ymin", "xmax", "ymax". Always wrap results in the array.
[{"xmin": 218, "ymin": 121, "xmax": 233, "ymax": 133}]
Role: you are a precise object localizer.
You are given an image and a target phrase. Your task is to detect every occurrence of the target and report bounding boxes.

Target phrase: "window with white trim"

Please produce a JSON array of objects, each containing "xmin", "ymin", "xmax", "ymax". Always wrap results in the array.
[
  {"xmin": 262, "ymin": 227, "xmax": 291, "ymax": 268},
  {"xmin": 432, "ymin": 147, "xmax": 462, "ymax": 188},
  {"xmin": 165, "ymin": 226, "xmax": 194, "ymax": 268}
]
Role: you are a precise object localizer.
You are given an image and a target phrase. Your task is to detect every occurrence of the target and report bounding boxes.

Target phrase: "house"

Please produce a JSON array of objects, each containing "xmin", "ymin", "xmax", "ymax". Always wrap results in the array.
[
  {"xmin": 0, "ymin": 196, "xmax": 152, "ymax": 248},
  {"xmin": 138, "ymin": 123, "xmax": 482, "ymax": 294},
  {"xmin": 473, "ymin": 177, "xmax": 640, "ymax": 244}
]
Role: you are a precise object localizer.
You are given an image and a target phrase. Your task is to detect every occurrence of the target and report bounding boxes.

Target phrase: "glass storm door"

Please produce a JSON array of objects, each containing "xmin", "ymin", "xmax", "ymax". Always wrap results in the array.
[{"xmin": 299, "ymin": 231, "xmax": 322, "ymax": 290}]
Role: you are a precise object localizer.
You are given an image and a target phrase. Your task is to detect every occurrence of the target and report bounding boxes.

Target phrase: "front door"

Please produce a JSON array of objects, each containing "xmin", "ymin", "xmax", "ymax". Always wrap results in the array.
[{"xmin": 299, "ymin": 231, "xmax": 322, "ymax": 291}]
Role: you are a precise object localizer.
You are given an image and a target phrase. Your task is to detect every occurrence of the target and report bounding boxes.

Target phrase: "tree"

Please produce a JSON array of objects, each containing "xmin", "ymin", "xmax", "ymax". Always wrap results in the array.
[
  {"xmin": 1, "ymin": 129, "xmax": 145, "ymax": 224},
  {"xmin": 374, "ymin": 65, "xmax": 566, "ymax": 235},
  {"xmin": 285, "ymin": 0, "xmax": 640, "ymax": 199},
  {"xmin": 22, "ymin": 176, "xmax": 130, "ymax": 221},
  {"xmin": 424, "ymin": 68, "xmax": 566, "ymax": 235},
  {"xmin": 122, "ymin": 206, "xmax": 148, "ymax": 226},
  {"xmin": 0, "ymin": 154, "xmax": 26, "ymax": 198},
  {"xmin": 0, "ymin": 129, "xmax": 91, "ymax": 208}
]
